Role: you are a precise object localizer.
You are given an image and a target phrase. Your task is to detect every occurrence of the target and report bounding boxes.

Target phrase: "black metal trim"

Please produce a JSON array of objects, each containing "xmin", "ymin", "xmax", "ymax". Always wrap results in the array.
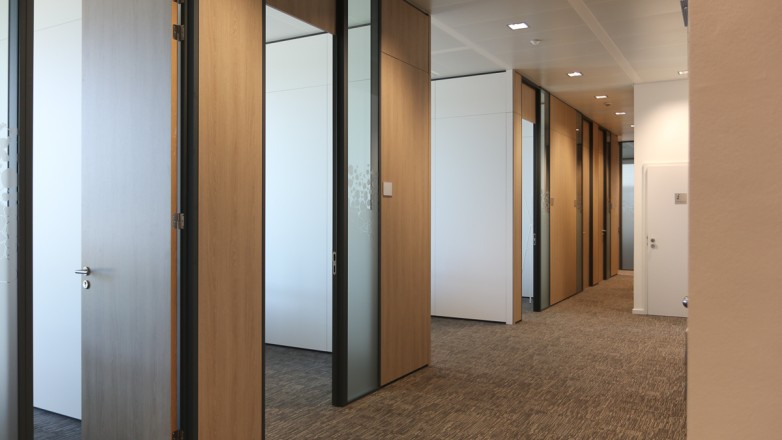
[
  {"xmin": 14, "ymin": 0, "xmax": 34, "ymax": 436},
  {"xmin": 180, "ymin": 0, "xmax": 199, "ymax": 437},
  {"xmin": 431, "ymin": 70, "xmax": 506, "ymax": 82},
  {"xmin": 532, "ymin": 86, "xmax": 543, "ymax": 312},
  {"xmin": 332, "ymin": 0, "xmax": 349, "ymax": 408},
  {"xmin": 372, "ymin": 0, "xmax": 381, "ymax": 396}
]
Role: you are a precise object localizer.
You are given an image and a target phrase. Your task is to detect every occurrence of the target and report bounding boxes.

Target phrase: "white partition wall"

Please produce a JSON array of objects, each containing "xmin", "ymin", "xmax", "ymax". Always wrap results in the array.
[
  {"xmin": 32, "ymin": 0, "xmax": 82, "ymax": 419},
  {"xmin": 266, "ymin": 33, "xmax": 333, "ymax": 352},
  {"xmin": 432, "ymin": 72, "xmax": 514, "ymax": 324},
  {"xmin": 521, "ymin": 119, "xmax": 535, "ymax": 299}
]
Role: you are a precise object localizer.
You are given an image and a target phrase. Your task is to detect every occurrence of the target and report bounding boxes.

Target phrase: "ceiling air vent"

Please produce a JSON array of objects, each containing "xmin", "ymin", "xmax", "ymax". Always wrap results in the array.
[{"xmin": 680, "ymin": 0, "xmax": 689, "ymax": 27}]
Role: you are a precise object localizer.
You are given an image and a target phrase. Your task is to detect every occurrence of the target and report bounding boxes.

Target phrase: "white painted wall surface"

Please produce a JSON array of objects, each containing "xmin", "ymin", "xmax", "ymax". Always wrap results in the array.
[
  {"xmin": 431, "ymin": 72, "xmax": 514, "ymax": 323},
  {"xmin": 632, "ymin": 80, "xmax": 689, "ymax": 314},
  {"xmin": 266, "ymin": 33, "xmax": 333, "ymax": 352},
  {"xmin": 33, "ymin": 0, "xmax": 82, "ymax": 419}
]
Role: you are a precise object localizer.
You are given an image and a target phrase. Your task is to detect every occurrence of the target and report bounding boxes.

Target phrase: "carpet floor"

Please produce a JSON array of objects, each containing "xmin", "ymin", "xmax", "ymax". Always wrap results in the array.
[
  {"xmin": 266, "ymin": 274, "xmax": 687, "ymax": 439},
  {"xmin": 34, "ymin": 408, "xmax": 81, "ymax": 440}
]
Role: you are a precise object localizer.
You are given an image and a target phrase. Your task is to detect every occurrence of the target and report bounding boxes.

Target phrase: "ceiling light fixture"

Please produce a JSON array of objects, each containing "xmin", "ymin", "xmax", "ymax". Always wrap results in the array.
[
  {"xmin": 508, "ymin": 22, "xmax": 529, "ymax": 30},
  {"xmin": 530, "ymin": 39, "xmax": 542, "ymax": 46},
  {"xmin": 595, "ymin": 95, "xmax": 608, "ymax": 99},
  {"xmin": 567, "ymin": 71, "xmax": 583, "ymax": 77},
  {"xmin": 678, "ymin": 70, "xmax": 689, "ymax": 75},
  {"xmin": 615, "ymin": 112, "xmax": 627, "ymax": 116}
]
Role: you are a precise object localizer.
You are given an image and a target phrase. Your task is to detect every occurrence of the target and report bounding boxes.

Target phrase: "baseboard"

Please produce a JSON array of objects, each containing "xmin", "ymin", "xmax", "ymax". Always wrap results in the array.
[{"xmin": 632, "ymin": 308, "xmax": 647, "ymax": 315}]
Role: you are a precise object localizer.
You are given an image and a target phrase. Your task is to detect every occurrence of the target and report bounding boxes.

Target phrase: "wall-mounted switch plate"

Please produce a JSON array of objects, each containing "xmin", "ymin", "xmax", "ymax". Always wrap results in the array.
[{"xmin": 383, "ymin": 181, "xmax": 393, "ymax": 197}]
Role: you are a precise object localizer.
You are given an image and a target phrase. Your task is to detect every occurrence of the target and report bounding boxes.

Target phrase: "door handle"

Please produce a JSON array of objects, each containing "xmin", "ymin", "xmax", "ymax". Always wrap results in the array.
[
  {"xmin": 75, "ymin": 266, "xmax": 91, "ymax": 276},
  {"xmin": 682, "ymin": 296, "xmax": 688, "ymax": 308}
]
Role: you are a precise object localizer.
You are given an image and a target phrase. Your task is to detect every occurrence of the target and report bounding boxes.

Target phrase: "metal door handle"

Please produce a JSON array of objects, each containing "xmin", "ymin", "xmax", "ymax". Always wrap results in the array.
[
  {"xmin": 75, "ymin": 266, "xmax": 91, "ymax": 276},
  {"xmin": 682, "ymin": 296, "xmax": 688, "ymax": 308}
]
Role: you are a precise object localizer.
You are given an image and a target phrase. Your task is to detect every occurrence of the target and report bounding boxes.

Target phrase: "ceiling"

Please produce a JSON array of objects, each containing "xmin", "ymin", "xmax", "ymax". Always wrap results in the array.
[{"xmin": 425, "ymin": 0, "xmax": 689, "ymax": 139}]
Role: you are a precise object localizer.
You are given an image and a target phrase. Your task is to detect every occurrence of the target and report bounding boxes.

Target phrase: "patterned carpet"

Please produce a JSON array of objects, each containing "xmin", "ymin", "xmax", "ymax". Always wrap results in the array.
[
  {"xmin": 266, "ymin": 274, "xmax": 687, "ymax": 439},
  {"xmin": 34, "ymin": 408, "xmax": 81, "ymax": 439}
]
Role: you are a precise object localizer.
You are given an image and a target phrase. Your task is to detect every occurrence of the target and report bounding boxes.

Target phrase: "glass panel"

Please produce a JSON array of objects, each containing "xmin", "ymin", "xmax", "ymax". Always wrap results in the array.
[
  {"xmin": 621, "ymin": 160, "xmax": 635, "ymax": 270},
  {"xmin": 345, "ymin": 0, "xmax": 378, "ymax": 401},
  {"xmin": 0, "ymin": 0, "xmax": 17, "ymax": 436},
  {"xmin": 536, "ymin": 90, "xmax": 550, "ymax": 310},
  {"xmin": 521, "ymin": 119, "xmax": 535, "ymax": 300}
]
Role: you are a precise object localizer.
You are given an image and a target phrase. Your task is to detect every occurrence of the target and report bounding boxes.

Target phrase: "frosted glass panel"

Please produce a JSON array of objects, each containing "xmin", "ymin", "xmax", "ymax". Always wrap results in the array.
[
  {"xmin": 521, "ymin": 120, "xmax": 534, "ymax": 298},
  {"xmin": 346, "ymin": 22, "xmax": 378, "ymax": 401},
  {"xmin": 538, "ymin": 91, "xmax": 550, "ymax": 309},
  {"xmin": 621, "ymin": 163, "xmax": 634, "ymax": 270},
  {"xmin": 0, "ymin": 0, "xmax": 18, "ymax": 436}
]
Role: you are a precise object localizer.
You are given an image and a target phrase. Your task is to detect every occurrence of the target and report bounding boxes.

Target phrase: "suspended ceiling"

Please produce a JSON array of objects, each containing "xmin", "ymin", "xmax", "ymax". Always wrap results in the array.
[{"xmin": 426, "ymin": 0, "xmax": 689, "ymax": 139}]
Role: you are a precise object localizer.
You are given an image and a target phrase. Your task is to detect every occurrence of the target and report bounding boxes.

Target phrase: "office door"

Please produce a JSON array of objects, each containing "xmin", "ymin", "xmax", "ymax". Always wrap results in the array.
[
  {"xmin": 645, "ymin": 163, "xmax": 688, "ymax": 318},
  {"xmin": 80, "ymin": 0, "xmax": 176, "ymax": 437}
]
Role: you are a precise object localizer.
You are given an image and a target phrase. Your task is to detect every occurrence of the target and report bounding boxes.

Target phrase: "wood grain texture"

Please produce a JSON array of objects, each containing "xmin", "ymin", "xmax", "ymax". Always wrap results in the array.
[
  {"xmin": 521, "ymin": 83, "xmax": 537, "ymax": 124},
  {"xmin": 591, "ymin": 124, "xmax": 605, "ymax": 285},
  {"xmin": 513, "ymin": 72, "xmax": 522, "ymax": 323},
  {"xmin": 267, "ymin": 0, "xmax": 336, "ymax": 34},
  {"xmin": 82, "ymin": 0, "xmax": 172, "ymax": 437},
  {"xmin": 170, "ymin": 2, "xmax": 179, "ymax": 431},
  {"xmin": 549, "ymin": 97, "xmax": 579, "ymax": 304},
  {"xmin": 609, "ymin": 134, "xmax": 620, "ymax": 277},
  {"xmin": 582, "ymin": 121, "xmax": 591, "ymax": 289},
  {"xmin": 198, "ymin": 0, "xmax": 264, "ymax": 437},
  {"xmin": 381, "ymin": 0, "xmax": 430, "ymax": 72},
  {"xmin": 379, "ymin": 46, "xmax": 431, "ymax": 384}
]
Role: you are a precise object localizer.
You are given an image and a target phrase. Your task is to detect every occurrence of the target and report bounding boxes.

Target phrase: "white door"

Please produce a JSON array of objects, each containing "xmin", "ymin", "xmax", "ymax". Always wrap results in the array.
[{"xmin": 645, "ymin": 163, "xmax": 688, "ymax": 317}]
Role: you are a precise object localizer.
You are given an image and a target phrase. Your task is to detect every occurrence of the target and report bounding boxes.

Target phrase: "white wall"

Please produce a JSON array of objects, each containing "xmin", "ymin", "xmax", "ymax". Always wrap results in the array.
[
  {"xmin": 632, "ymin": 79, "xmax": 689, "ymax": 314},
  {"xmin": 265, "ymin": 33, "xmax": 333, "ymax": 352},
  {"xmin": 432, "ymin": 71, "xmax": 515, "ymax": 324},
  {"xmin": 32, "ymin": 0, "xmax": 82, "ymax": 419}
]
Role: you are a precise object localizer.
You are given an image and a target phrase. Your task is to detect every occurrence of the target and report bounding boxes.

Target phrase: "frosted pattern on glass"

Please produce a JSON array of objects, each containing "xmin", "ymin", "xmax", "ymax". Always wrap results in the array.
[
  {"xmin": 0, "ymin": 0, "xmax": 18, "ymax": 431},
  {"xmin": 346, "ymin": 24, "xmax": 378, "ymax": 400}
]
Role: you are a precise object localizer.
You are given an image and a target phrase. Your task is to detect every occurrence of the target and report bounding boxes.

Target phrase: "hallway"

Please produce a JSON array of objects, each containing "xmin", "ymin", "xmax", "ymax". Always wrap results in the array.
[{"xmin": 266, "ymin": 274, "xmax": 686, "ymax": 439}]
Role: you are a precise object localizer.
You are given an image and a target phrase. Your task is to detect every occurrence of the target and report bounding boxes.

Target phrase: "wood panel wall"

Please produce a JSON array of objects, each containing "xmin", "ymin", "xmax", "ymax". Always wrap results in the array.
[
  {"xmin": 521, "ymin": 83, "xmax": 537, "ymax": 124},
  {"xmin": 380, "ymin": 0, "xmax": 431, "ymax": 385},
  {"xmin": 267, "ymin": 0, "xmax": 336, "ymax": 34},
  {"xmin": 609, "ymin": 135, "xmax": 620, "ymax": 276},
  {"xmin": 582, "ymin": 120, "xmax": 591, "ymax": 289},
  {"xmin": 549, "ymin": 97, "xmax": 579, "ymax": 304},
  {"xmin": 591, "ymin": 124, "xmax": 605, "ymax": 285},
  {"xmin": 198, "ymin": 0, "xmax": 264, "ymax": 437},
  {"xmin": 512, "ymin": 72, "xmax": 522, "ymax": 323}
]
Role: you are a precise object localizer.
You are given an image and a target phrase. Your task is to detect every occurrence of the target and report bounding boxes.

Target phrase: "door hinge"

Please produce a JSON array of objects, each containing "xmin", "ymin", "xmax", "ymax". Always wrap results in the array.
[
  {"xmin": 172, "ymin": 213, "xmax": 185, "ymax": 230},
  {"xmin": 533, "ymin": 233, "xmax": 537, "ymax": 246},
  {"xmin": 332, "ymin": 252, "xmax": 337, "ymax": 276},
  {"xmin": 172, "ymin": 430, "xmax": 184, "ymax": 440},
  {"xmin": 173, "ymin": 24, "xmax": 185, "ymax": 42}
]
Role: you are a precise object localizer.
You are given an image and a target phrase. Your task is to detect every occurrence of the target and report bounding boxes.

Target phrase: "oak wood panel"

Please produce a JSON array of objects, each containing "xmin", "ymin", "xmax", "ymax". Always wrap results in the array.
[
  {"xmin": 267, "ymin": 0, "xmax": 336, "ymax": 34},
  {"xmin": 521, "ymin": 83, "xmax": 537, "ymax": 124},
  {"xmin": 591, "ymin": 125, "xmax": 605, "ymax": 284},
  {"xmin": 582, "ymin": 120, "xmax": 591, "ymax": 289},
  {"xmin": 513, "ymin": 72, "xmax": 522, "ymax": 323},
  {"xmin": 381, "ymin": 0, "xmax": 430, "ymax": 72},
  {"xmin": 610, "ymin": 135, "xmax": 620, "ymax": 276},
  {"xmin": 380, "ymin": 51, "xmax": 431, "ymax": 385},
  {"xmin": 549, "ymin": 97, "xmax": 578, "ymax": 304},
  {"xmin": 198, "ymin": 0, "xmax": 264, "ymax": 437},
  {"xmin": 170, "ymin": 3, "xmax": 179, "ymax": 430}
]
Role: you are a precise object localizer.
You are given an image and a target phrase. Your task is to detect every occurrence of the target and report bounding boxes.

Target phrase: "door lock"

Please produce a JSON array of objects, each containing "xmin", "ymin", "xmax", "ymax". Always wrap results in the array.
[{"xmin": 82, "ymin": 280, "xmax": 91, "ymax": 290}]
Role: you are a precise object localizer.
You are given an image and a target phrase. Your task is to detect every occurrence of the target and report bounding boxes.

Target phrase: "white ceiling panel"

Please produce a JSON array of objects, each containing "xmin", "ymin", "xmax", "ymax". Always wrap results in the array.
[{"xmin": 429, "ymin": 0, "xmax": 688, "ymax": 138}]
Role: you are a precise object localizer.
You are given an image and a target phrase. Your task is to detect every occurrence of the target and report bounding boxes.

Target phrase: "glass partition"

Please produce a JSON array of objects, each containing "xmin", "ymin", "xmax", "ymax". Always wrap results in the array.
[{"xmin": 0, "ymin": 0, "xmax": 18, "ymax": 436}]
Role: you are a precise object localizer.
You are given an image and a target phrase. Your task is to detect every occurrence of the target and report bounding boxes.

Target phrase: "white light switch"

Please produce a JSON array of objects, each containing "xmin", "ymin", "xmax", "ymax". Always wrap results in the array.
[{"xmin": 383, "ymin": 181, "xmax": 393, "ymax": 197}]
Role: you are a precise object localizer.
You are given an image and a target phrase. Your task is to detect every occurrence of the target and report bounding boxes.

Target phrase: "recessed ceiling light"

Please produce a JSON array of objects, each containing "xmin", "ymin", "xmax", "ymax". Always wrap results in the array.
[
  {"xmin": 678, "ymin": 70, "xmax": 689, "ymax": 75},
  {"xmin": 567, "ymin": 71, "xmax": 583, "ymax": 77},
  {"xmin": 595, "ymin": 95, "xmax": 608, "ymax": 99},
  {"xmin": 615, "ymin": 112, "xmax": 627, "ymax": 116},
  {"xmin": 508, "ymin": 22, "xmax": 529, "ymax": 30}
]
